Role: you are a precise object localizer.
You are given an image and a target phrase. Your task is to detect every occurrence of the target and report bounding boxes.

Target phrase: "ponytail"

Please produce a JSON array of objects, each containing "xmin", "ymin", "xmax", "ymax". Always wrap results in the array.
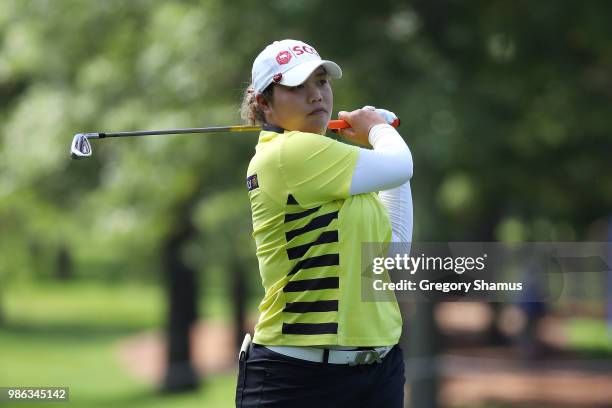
[{"xmin": 239, "ymin": 83, "xmax": 274, "ymax": 125}]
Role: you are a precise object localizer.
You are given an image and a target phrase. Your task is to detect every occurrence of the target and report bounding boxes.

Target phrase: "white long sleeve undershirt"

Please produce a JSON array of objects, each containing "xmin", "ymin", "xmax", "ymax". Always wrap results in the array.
[{"xmin": 349, "ymin": 124, "xmax": 413, "ymax": 244}]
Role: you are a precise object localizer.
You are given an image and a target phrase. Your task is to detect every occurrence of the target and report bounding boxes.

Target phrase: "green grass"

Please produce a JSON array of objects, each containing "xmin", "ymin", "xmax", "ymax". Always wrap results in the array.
[
  {"xmin": 0, "ymin": 281, "xmax": 237, "ymax": 407},
  {"xmin": 566, "ymin": 317, "xmax": 612, "ymax": 356},
  {"xmin": 4, "ymin": 282, "xmax": 608, "ymax": 407}
]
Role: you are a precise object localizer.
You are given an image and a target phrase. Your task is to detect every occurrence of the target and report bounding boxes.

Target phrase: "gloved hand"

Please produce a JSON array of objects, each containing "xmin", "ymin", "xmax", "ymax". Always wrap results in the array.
[
  {"xmin": 337, "ymin": 106, "xmax": 394, "ymax": 147},
  {"xmin": 362, "ymin": 106, "xmax": 400, "ymax": 127}
]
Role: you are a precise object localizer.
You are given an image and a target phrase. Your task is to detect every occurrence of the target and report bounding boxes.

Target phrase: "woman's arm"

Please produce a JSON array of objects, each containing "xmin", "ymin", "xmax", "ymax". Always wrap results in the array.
[
  {"xmin": 349, "ymin": 124, "xmax": 413, "ymax": 244},
  {"xmin": 379, "ymin": 181, "xmax": 413, "ymax": 244},
  {"xmin": 349, "ymin": 124, "xmax": 412, "ymax": 195},
  {"xmin": 337, "ymin": 109, "xmax": 414, "ymax": 244}
]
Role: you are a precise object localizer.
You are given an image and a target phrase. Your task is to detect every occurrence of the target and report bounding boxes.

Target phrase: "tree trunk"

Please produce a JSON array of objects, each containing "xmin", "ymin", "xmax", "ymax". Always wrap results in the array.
[
  {"xmin": 407, "ymin": 302, "xmax": 439, "ymax": 408},
  {"xmin": 231, "ymin": 257, "xmax": 247, "ymax": 350},
  {"xmin": 56, "ymin": 245, "xmax": 72, "ymax": 281},
  {"xmin": 161, "ymin": 195, "xmax": 201, "ymax": 393}
]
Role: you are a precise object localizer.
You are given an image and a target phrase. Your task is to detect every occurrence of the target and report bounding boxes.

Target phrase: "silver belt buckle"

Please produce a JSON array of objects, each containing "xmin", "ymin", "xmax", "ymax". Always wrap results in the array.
[{"xmin": 349, "ymin": 349, "xmax": 382, "ymax": 366}]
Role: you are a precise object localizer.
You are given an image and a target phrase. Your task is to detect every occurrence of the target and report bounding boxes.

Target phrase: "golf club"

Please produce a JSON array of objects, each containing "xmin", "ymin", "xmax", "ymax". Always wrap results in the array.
[{"xmin": 70, "ymin": 118, "xmax": 401, "ymax": 160}]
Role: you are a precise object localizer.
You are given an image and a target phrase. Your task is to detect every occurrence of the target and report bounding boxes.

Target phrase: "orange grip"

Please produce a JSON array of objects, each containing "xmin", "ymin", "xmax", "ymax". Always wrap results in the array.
[
  {"xmin": 327, "ymin": 118, "xmax": 401, "ymax": 130},
  {"xmin": 327, "ymin": 120, "xmax": 351, "ymax": 130}
]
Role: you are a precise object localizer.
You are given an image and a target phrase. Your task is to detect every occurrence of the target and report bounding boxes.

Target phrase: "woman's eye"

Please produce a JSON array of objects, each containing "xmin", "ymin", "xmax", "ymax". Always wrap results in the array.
[
  {"xmin": 319, "ymin": 79, "xmax": 328, "ymax": 85},
  {"xmin": 290, "ymin": 84, "xmax": 304, "ymax": 91}
]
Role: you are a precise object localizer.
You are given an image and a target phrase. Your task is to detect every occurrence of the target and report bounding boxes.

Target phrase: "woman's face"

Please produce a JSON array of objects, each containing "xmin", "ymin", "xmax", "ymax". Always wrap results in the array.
[{"xmin": 260, "ymin": 67, "xmax": 332, "ymax": 135}]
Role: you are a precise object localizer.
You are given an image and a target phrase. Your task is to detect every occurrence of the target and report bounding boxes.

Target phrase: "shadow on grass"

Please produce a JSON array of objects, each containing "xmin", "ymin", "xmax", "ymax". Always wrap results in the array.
[
  {"xmin": 3, "ymin": 388, "xmax": 219, "ymax": 408},
  {"xmin": 75, "ymin": 380, "xmax": 233, "ymax": 408},
  {"xmin": 84, "ymin": 389, "xmax": 188, "ymax": 408},
  {"xmin": 0, "ymin": 321, "xmax": 153, "ymax": 341}
]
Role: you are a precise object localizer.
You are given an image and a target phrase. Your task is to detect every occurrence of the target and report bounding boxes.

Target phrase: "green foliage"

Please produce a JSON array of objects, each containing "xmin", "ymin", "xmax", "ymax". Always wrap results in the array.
[{"xmin": 1, "ymin": 0, "xmax": 611, "ymax": 287}]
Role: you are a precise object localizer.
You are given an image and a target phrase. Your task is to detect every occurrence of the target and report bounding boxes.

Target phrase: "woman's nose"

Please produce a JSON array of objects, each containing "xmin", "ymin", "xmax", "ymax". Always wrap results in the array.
[{"xmin": 307, "ymin": 85, "xmax": 322, "ymax": 103}]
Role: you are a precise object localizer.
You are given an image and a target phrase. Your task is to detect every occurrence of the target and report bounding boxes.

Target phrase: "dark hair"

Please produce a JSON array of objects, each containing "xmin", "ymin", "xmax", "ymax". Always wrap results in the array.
[{"xmin": 239, "ymin": 83, "xmax": 275, "ymax": 125}]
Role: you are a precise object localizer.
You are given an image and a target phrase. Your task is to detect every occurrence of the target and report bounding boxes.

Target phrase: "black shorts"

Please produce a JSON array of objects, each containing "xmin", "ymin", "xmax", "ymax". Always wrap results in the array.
[{"xmin": 235, "ymin": 343, "xmax": 405, "ymax": 407}]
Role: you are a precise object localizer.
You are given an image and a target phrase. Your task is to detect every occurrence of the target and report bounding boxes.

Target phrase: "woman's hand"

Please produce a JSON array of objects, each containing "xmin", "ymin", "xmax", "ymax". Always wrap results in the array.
[{"xmin": 336, "ymin": 108, "xmax": 388, "ymax": 148}]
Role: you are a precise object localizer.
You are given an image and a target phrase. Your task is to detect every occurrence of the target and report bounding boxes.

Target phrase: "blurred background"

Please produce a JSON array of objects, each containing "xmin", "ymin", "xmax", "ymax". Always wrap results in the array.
[{"xmin": 1, "ymin": 0, "xmax": 611, "ymax": 407}]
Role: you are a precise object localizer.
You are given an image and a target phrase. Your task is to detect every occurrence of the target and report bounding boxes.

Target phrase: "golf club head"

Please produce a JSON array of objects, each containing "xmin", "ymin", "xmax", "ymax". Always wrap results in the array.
[{"xmin": 70, "ymin": 133, "xmax": 93, "ymax": 160}]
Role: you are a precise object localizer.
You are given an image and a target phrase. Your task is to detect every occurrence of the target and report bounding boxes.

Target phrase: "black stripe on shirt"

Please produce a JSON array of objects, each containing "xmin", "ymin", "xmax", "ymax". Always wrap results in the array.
[
  {"xmin": 285, "ymin": 206, "xmax": 321, "ymax": 223},
  {"xmin": 287, "ymin": 194, "xmax": 299, "ymax": 205},
  {"xmin": 283, "ymin": 300, "xmax": 339, "ymax": 313},
  {"xmin": 283, "ymin": 277, "xmax": 339, "ymax": 292},
  {"xmin": 282, "ymin": 322, "xmax": 338, "ymax": 335},
  {"xmin": 286, "ymin": 231, "xmax": 339, "ymax": 260},
  {"xmin": 285, "ymin": 211, "xmax": 338, "ymax": 242},
  {"xmin": 288, "ymin": 254, "xmax": 339, "ymax": 276}
]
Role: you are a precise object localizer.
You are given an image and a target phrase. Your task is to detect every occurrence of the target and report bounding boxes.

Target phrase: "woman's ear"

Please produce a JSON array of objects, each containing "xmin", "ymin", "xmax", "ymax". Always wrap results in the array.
[
  {"xmin": 256, "ymin": 94, "xmax": 273, "ymax": 116},
  {"xmin": 256, "ymin": 94, "xmax": 268, "ymax": 107}
]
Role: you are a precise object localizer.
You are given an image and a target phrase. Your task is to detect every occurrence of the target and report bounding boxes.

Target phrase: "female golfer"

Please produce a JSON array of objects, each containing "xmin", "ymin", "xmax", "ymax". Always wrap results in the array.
[{"xmin": 236, "ymin": 39, "xmax": 413, "ymax": 407}]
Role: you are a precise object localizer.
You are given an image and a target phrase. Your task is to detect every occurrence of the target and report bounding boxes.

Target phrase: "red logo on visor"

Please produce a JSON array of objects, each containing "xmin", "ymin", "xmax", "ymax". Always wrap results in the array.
[{"xmin": 276, "ymin": 51, "xmax": 292, "ymax": 65}]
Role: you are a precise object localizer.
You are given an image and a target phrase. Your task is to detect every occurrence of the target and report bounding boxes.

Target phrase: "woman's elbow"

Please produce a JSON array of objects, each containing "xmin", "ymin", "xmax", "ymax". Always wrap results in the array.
[{"xmin": 398, "ymin": 150, "xmax": 413, "ymax": 182}]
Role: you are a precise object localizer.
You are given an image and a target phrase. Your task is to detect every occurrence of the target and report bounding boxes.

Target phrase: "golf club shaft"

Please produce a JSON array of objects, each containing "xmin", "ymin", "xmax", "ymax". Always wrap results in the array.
[
  {"xmin": 82, "ymin": 118, "xmax": 400, "ymax": 139},
  {"xmin": 89, "ymin": 125, "xmax": 261, "ymax": 139}
]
